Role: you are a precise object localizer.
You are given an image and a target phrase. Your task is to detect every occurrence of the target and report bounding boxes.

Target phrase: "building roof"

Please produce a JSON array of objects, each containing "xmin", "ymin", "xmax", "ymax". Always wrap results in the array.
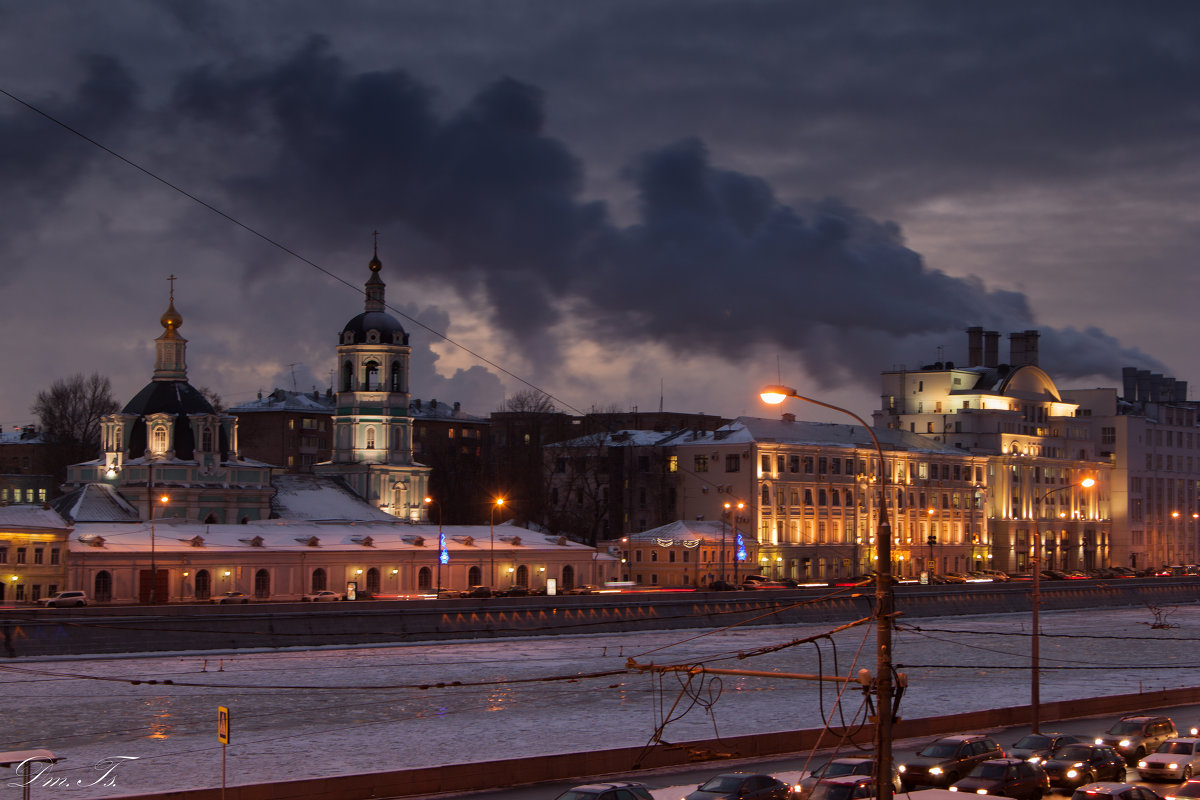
[
  {"xmin": 624, "ymin": 519, "xmax": 739, "ymax": 544},
  {"xmin": 662, "ymin": 416, "xmax": 968, "ymax": 454},
  {"xmin": 553, "ymin": 429, "xmax": 675, "ymax": 448},
  {"xmin": 0, "ymin": 504, "xmax": 71, "ymax": 531},
  {"xmin": 122, "ymin": 380, "xmax": 215, "ymax": 417},
  {"xmin": 68, "ymin": 518, "xmax": 609, "ymax": 556},
  {"xmin": 230, "ymin": 389, "xmax": 335, "ymax": 413},
  {"xmin": 51, "ymin": 483, "xmax": 140, "ymax": 524},
  {"xmin": 270, "ymin": 474, "xmax": 406, "ymax": 522},
  {"xmin": 409, "ymin": 399, "xmax": 487, "ymax": 422}
]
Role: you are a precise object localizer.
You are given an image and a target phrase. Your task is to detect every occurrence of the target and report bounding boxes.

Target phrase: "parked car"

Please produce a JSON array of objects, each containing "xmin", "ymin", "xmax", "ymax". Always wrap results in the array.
[
  {"xmin": 683, "ymin": 772, "xmax": 794, "ymax": 800},
  {"xmin": 567, "ymin": 585, "xmax": 598, "ymax": 595},
  {"xmin": 460, "ymin": 585, "xmax": 493, "ymax": 598},
  {"xmin": 211, "ymin": 591, "xmax": 250, "ymax": 604},
  {"xmin": 1041, "ymin": 743, "xmax": 1128, "ymax": 789},
  {"xmin": 497, "ymin": 586, "xmax": 530, "ymax": 597},
  {"xmin": 38, "ymin": 590, "xmax": 88, "ymax": 608},
  {"xmin": 949, "ymin": 757, "xmax": 1050, "ymax": 800},
  {"xmin": 1138, "ymin": 737, "xmax": 1200, "ymax": 781},
  {"xmin": 796, "ymin": 756, "xmax": 901, "ymax": 799},
  {"xmin": 301, "ymin": 590, "xmax": 341, "ymax": 602},
  {"xmin": 1070, "ymin": 782, "xmax": 1164, "ymax": 800},
  {"xmin": 1011, "ymin": 732, "xmax": 1084, "ymax": 763},
  {"xmin": 1096, "ymin": 715, "xmax": 1178, "ymax": 762},
  {"xmin": 897, "ymin": 734, "xmax": 1006, "ymax": 788},
  {"xmin": 552, "ymin": 781, "xmax": 654, "ymax": 800}
]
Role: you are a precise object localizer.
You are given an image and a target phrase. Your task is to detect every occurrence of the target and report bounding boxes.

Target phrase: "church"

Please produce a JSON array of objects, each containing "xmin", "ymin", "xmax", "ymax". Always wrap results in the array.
[{"xmin": 52, "ymin": 249, "xmax": 614, "ymax": 603}]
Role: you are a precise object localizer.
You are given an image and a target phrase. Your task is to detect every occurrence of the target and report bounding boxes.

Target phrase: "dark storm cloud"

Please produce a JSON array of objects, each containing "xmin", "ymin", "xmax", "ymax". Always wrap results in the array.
[
  {"xmin": 159, "ymin": 36, "xmax": 1162, "ymax": 387},
  {"xmin": 0, "ymin": 55, "xmax": 139, "ymax": 277}
]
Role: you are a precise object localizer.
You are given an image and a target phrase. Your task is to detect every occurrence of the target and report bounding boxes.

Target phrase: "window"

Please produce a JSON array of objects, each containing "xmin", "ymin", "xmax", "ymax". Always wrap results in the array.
[
  {"xmin": 668, "ymin": 456, "xmax": 678, "ymax": 473},
  {"xmin": 365, "ymin": 428, "xmax": 376, "ymax": 449},
  {"xmin": 33, "ymin": 548, "xmax": 43, "ymax": 565},
  {"xmin": 789, "ymin": 456, "xmax": 799, "ymax": 472},
  {"xmin": 312, "ymin": 568, "xmax": 327, "ymax": 592},
  {"xmin": 725, "ymin": 454, "xmax": 740, "ymax": 472},
  {"xmin": 254, "ymin": 569, "xmax": 271, "ymax": 599},
  {"xmin": 152, "ymin": 426, "xmax": 168, "ymax": 454},
  {"xmin": 364, "ymin": 360, "xmax": 380, "ymax": 390},
  {"xmin": 803, "ymin": 456, "xmax": 814, "ymax": 473},
  {"xmin": 0, "ymin": 549, "xmax": 7, "ymax": 564},
  {"xmin": 694, "ymin": 455, "xmax": 709, "ymax": 473},
  {"xmin": 390, "ymin": 363, "xmax": 402, "ymax": 392},
  {"xmin": 194, "ymin": 570, "xmax": 210, "ymax": 600},
  {"xmin": 15, "ymin": 548, "xmax": 25, "ymax": 564}
]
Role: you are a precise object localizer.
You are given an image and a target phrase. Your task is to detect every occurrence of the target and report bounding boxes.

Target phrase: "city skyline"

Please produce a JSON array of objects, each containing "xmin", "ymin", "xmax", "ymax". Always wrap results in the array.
[{"xmin": 2, "ymin": 2, "xmax": 1195, "ymax": 431}]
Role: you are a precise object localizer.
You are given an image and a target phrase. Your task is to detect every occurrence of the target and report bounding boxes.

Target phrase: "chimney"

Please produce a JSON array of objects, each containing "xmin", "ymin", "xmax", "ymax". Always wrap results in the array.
[
  {"xmin": 782, "ymin": 412, "xmax": 796, "ymax": 423},
  {"xmin": 1122, "ymin": 367, "xmax": 1138, "ymax": 401},
  {"xmin": 1009, "ymin": 330, "xmax": 1039, "ymax": 366},
  {"xmin": 983, "ymin": 331, "xmax": 999, "ymax": 367},
  {"xmin": 1024, "ymin": 330, "xmax": 1039, "ymax": 366},
  {"xmin": 1176, "ymin": 381, "xmax": 1189, "ymax": 402},
  {"xmin": 967, "ymin": 327, "xmax": 983, "ymax": 367},
  {"xmin": 1137, "ymin": 370, "xmax": 1152, "ymax": 403}
]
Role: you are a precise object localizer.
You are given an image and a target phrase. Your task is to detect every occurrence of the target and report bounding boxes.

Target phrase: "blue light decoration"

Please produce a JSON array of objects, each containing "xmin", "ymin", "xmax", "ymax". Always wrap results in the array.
[
  {"xmin": 439, "ymin": 531, "xmax": 449, "ymax": 565},
  {"xmin": 736, "ymin": 532, "xmax": 746, "ymax": 562}
]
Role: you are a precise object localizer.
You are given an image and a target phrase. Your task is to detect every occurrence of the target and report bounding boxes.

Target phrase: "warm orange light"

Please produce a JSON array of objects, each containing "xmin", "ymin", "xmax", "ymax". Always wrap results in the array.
[
  {"xmin": 1080, "ymin": 477, "xmax": 1096, "ymax": 488},
  {"xmin": 495, "ymin": 497, "xmax": 505, "ymax": 507},
  {"xmin": 158, "ymin": 494, "xmax": 169, "ymax": 504},
  {"xmin": 1173, "ymin": 511, "xmax": 1181, "ymax": 519},
  {"xmin": 759, "ymin": 385, "xmax": 794, "ymax": 405},
  {"xmin": 424, "ymin": 496, "xmax": 433, "ymax": 504}
]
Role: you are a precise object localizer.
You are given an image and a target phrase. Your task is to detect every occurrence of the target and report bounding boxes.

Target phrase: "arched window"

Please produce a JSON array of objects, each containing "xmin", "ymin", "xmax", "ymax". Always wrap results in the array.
[
  {"xmin": 761, "ymin": 485, "xmax": 770, "ymax": 505},
  {"xmin": 94, "ymin": 571, "xmax": 113, "ymax": 602},
  {"xmin": 468, "ymin": 566, "xmax": 482, "ymax": 586},
  {"xmin": 341, "ymin": 361, "xmax": 353, "ymax": 392},
  {"xmin": 195, "ymin": 569, "xmax": 211, "ymax": 600},
  {"xmin": 390, "ymin": 362, "xmax": 402, "ymax": 393},
  {"xmin": 365, "ymin": 427, "xmax": 376, "ymax": 449},
  {"xmin": 254, "ymin": 569, "xmax": 270, "ymax": 599},
  {"xmin": 562, "ymin": 565, "xmax": 575, "ymax": 590},
  {"xmin": 151, "ymin": 426, "xmax": 168, "ymax": 454},
  {"xmin": 366, "ymin": 567, "xmax": 380, "ymax": 594},
  {"xmin": 204, "ymin": 513, "xmax": 219, "ymax": 524},
  {"xmin": 418, "ymin": 567, "xmax": 432, "ymax": 590},
  {"xmin": 364, "ymin": 360, "xmax": 380, "ymax": 390},
  {"xmin": 312, "ymin": 568, "xmax": 327, "ymax": 592},
  {"xmin": 202, "ymin": 427, "xmax": 213, "ymax": 452},
  {"xmin": 515, "ymin": 565, "xmax": 528, "ymax": 586}
]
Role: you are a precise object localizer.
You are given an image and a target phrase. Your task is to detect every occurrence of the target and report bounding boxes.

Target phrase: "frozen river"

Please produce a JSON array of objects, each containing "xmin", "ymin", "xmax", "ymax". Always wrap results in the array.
[{"xmin": 3, "ymin": 603, "xmax": 1199, "ymax": 798}]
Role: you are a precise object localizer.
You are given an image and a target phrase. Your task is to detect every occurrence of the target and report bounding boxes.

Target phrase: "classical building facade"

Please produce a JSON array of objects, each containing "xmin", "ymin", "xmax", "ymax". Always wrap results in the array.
[
  {"xmin": 874, "ymin": 328, "xmax": 1113, "ymax": 574},
  {"xmin": 315, "ymin": 248, "xmax": 431, "ymax": 519},
  {"xmin": 0, "ymin": 505, "xmax": 71, "ymax": 603}
]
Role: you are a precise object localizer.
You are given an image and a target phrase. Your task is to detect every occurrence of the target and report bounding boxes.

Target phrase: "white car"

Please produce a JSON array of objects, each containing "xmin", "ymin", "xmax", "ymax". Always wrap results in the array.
[
  {"xmin": 39, "ymin": 590, "xmax": 88, "ymax": 608},
  {"xmin": 302, "ymin": 590, "xmax": 341, "ymax": 602},
  {"xmin": 1139, "ymin": 738, "xmax": 1200, "ymax": 781}
]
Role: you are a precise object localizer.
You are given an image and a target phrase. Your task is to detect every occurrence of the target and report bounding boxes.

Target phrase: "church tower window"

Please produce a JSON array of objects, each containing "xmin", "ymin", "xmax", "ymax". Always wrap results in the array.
[
  {"xmin": 364, "ymin": 361, "xmax": 380, "ymax": 390},
  {"xmin": 365, "ymin": 427, "xmax": 376, "ymax": 449},
  {"xmin": 151, "ymin": 426, "xmax": 168, "ymax": 455},
  {"xmin": 201, "ymin": 427, "xmax": 213, "ymax": 452},
  {"xmin": 390, "ymin": 362, "xmax": 402, "ymax": 392},
  {"xmin": 342, "ymin": 361, "xmax": 353, "ymax": 392}
]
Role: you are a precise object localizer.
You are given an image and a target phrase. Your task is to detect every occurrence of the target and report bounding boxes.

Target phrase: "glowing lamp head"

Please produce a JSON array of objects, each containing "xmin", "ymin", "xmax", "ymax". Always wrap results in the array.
[
  {"xmin": 759, "ymin": 385, "xmax": 794, "ymax": 405},
  {"xmin": 159, "ymin": 494, "xmax": 169, "ymax": 504},
  {"xmin": 1080, "ymin": 477, "xmax": 1096, "ymax": 488},
  {"xmin": 495, "ymin": 497, "xmax": 505, "ymax": 507}
]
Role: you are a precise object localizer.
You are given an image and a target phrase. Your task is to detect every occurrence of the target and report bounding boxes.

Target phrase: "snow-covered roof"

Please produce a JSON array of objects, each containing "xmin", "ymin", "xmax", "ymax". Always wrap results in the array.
[
  {"xmin": 624, "ymin": 519, "xmax": 738, "ymax": 544},
  {"xmin": 0, "ymin": 427, "xmax": 44, "ymax": 444},
  {"xmin": 270, "ymin": 474, "xmax": 405, "ymax": 522},
  {"xmin": 69, "ymin": 518, "xmax": 608, "ymax": 556},
  {"xmin": 0, "ymin": 504, "xmax": 71, "ymax": 531},
  {"xmin": 409, "ymin": 398, "xmax": 487, "ymax": 422},
  {"xmin": 229, "ymin": 388, "xmax": 335, "ymax": 413},
  {"xmin": 552, "ymin": 429, "xmax": 675, "ymax": 448},
  {"xmin": 51, "ymin": 483, "xmax": 140, "ymax": 524},
  {"xmin": 661, "ymin": 416, "xmax": 966, "ymax": 454}
]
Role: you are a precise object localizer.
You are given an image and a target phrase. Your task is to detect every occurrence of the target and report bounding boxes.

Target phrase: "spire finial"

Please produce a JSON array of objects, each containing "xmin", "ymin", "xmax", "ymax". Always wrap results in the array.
[
  {"xmin": 368, "ymin": 231, "xmax": 383, "ymax": 274},
  {"xmin": 168, "ymin": 274, "xmax": 176, "ymax": 301}
]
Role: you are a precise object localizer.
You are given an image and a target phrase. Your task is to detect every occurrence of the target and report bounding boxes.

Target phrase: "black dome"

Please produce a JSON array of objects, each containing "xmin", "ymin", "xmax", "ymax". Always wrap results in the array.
[
  {"xmin": 341, "ymin": 311, "xmax": 409, "ymax": 345},
  {"xmin": 123, "ymin": 381, "xmax": 224, "ymax": 461}
]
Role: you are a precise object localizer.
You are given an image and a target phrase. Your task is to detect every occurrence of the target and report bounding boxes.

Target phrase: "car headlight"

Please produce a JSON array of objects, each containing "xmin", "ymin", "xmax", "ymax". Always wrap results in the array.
[
  {"xmin": 976, "ymin": 790, "xmax": 988, "ymax": 795},
  {"xmin": 1067, "ymin": 768, "xmax": 1080, "ymax": 779},
  {"xmin": 929, "ymin": 767, "xmax": 943, "ymax": 776},
  {"xmin": 1139, "ymin": 762, "xmax": 1149, "ymax": 769},
  {"xmin": 1028, "ymin": 756, "xmax": 1042, "ymax": 764},
  {"xmin": 1095, "ymin": 738, "xmax": 1105, "ymax": 745},
  {"xmin": 898, "ymin": 765, "xmax": 906, "ymax": 773},
  {"xmin": 1119, "ymin": 739, "xmax": 1131, "ymax": 748},
  {"xmin": 948, "ymin": 788, "xmax": 958, "ymax": 793},
  {"xmin": 1170, "ymin": 763, "xmax": 1180, "ymax": 770}
]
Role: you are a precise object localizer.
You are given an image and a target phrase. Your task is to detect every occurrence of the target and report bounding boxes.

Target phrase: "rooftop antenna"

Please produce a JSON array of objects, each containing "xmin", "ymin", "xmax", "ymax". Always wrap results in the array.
[
  {"xmin": 936, "ymin": 345, "xmax": 944, "ymax": 363},
  {"xmin": 776, "ymin": 354, "xmax": 782, "ymax": 384},
  {"xmin": 659, "ymin": 379, "xmax": 664, "ymax": 413},
  {"xmin": 287, "ymin": 363, "xmax": 298, "ymax": 391}
]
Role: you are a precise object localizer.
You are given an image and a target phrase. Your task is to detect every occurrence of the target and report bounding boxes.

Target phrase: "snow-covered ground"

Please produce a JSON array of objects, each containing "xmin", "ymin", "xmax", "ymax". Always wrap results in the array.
[{"xmin": 3, "ymin": 604, "xmax": 1198, "ymax": 799}]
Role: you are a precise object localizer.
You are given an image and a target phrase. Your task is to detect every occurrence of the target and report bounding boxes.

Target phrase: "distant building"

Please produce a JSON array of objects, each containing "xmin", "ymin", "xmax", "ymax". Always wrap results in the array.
[
  {"xmin": 0, "ymin": 426, "xmax": 68, "ymax": 506},
  {"xmin": 411, "ymin": 398, "xmax": 489, "ymax": 524},
  {"xmin": 0, "ymin": 504, "xmax": 72, "ymax": 603},
  {"xmin": 230, "ymin": 388, "xmax": 335, "ymax": 472},
  {"xmin": 874, "ymin": 327, "xmax": 1113, "ymax": 574},
  {"xmin": 1063, "ymin": 368, "xmax": 1198, "ymax": 570}
]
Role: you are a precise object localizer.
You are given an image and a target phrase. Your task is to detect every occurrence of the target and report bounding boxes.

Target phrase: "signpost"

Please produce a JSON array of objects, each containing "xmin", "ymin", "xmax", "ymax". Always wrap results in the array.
[{"xmin": 217, "ymin": 706, "xmax": 229, "ymax": 800}]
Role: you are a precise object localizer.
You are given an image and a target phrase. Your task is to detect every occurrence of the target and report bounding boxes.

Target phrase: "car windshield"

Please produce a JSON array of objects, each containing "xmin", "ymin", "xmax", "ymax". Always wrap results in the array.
[
  {"xmin": 826, "ymin": 762, "xmax": 868, "ymax": 777},
  {"xmin": 1055, "ymin": 745, "xmax": 1095, "ymax": 760},
  {"xmin": 1159, "ymin": 742, "xmax": 1196, "ymax": 755},
  {"xmin": 1015, "ymin": 735, "xmax": 1053, "ymax": 749},
  {"xmin": 918, "ymin": 743, "xmax": 960, "ymax": 758},
  {"xmin": 811, "ymin": 783, "xmax": 861, "ymax": 800},
  {"xmin": 1108, "ymin": 721, "xmax": 1146, "ymax": 735},
  {"xmin": 971, "ymin": 764, "xmax": 1011, "ymax": 780},
  {"xmin": 699, "ymin": 776, "xmax": 745, "ymax": 793},
  {"xmin": 555, "ymin": 792, "xmax": 601, "ymax": 800}
]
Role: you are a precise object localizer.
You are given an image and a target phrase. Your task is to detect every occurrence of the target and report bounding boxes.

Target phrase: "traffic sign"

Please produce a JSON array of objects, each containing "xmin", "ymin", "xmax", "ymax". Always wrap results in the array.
[{"xmin": 217, "ymin": 706, "xmax": 230, "ymax": 743}]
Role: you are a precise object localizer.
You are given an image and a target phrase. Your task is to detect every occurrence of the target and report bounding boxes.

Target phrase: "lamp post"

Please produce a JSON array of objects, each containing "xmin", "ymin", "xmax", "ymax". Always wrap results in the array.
[
  {"xmin": 490, "ymin": 497, "xmax": 505, "ymax": 588},
  {"xmin": 425, "ymin": 496, "xmax": 444, "ymax": 597},
  {"xmin": 1031, "ymin": 477, "xmax": 1095, "ymax": 733},
  {"xmin": 149, "ymin": 491, "xmax": 168, "ymax": 604},
  {"xmin": 926, "ymin": 533, "xmax": 937, "ymax": 576},
  {"xmin": 761, "ymin": 384, "xmax": 895, "ymax": 800}
]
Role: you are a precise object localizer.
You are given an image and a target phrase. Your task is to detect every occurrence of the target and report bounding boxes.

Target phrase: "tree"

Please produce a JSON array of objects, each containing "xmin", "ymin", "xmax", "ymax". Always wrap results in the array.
[
  {"xmin": 198, "ymin": 386, "xmax": 226, "ymax": 413},
  {"xmin": 31, "ymin": 373, "xmax": 118, "ymax": 448},
  {"xmin": 503, "ymin": 388, "xmax": 557, "ymax": 414}
]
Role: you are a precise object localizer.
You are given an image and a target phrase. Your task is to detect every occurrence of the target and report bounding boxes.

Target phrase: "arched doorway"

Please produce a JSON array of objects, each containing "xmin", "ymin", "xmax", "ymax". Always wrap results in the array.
[
  {"xmin": 515, "ymin": 564, "xmax": 529, "ymax": 586},
  {"xmin": 366, "ymin": 567, "xmax": 380, "ymax": 594},
  {"xmin": 94, "ymin": 571, "xmax": 112, "ymax": 602},
  {"xmin": 418, "ymin": 567, "xmax": 432, "ymax": 590},
  {"xmin": 562, "ymin": 565, "xmax": 575, "ymax": 590},
  {"xmin": 254, "ymin": 569, "xmax": 270, "ymax": 599},
  {"xmin": 195, "ymin": 569, "xmax": 211, "ymax": 600},
  {"xmin": 468, "ymin": 566, "xmax": 482, "ymax": 586},
  {"xmin": 312, "ymin": 568, "xmax": 327, "ymax": 592}
]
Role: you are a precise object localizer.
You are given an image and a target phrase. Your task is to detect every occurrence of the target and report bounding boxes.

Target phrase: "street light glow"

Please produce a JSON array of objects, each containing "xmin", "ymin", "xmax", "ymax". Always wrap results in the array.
[{"xmin": 759, "ymin": 385, "xmax": 795, "ymax": 405}]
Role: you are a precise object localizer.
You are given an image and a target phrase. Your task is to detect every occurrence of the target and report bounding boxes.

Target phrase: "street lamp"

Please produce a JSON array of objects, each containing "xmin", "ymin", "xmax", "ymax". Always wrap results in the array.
[
  {"xmin": 761, "ymin": 384, "xmax": 895, "ymax": 800},
  {"xmin": 490, "ymin": 497, "xmax": 505, "ymax": 588},
  {"xmin": 721, "ymin": 500, "xmax": 744, "ymax": 584},
  {"xmin": 425, "ymin": 496, "xmax": 444, "ymax": 598},
  {"xmin": 1031, "ymin": 476, "xmax": 1095, "ymax": 733},
  {"xmin": 149, "ymin": 492, "xmax": 168, "ymax": 604}
]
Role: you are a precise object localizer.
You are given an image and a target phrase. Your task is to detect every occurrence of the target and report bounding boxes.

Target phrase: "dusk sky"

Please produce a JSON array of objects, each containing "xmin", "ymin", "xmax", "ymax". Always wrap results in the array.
[{"xmin": 2, "ymin": 2, "xmax": 1196, "ymax": 431}]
